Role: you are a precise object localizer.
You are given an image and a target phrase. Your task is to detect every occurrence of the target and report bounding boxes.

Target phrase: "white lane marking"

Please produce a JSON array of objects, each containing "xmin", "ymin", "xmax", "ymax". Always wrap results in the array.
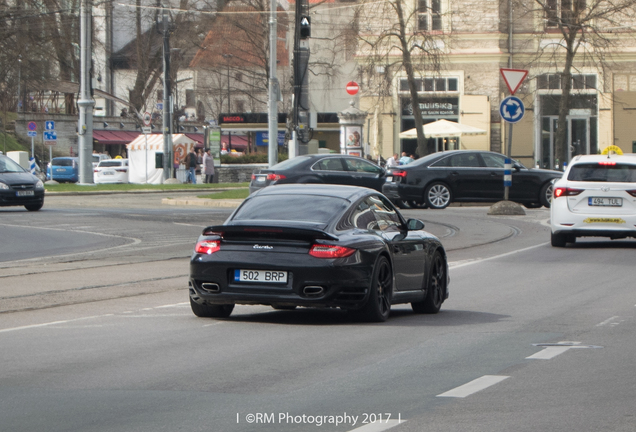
[
  {"xmin": 437, "ymin": 375, "xmax": 509, "ymax": 398},
  {"xmin": 349, "ymin": 420, "xmax": 405, "ymax": 432},
  {"xmin": 526, "ymin": 346, "xmax": 573, "ymax": 360},
  {"xmin": 596, "ymin": 316, "xmax": 620, "ymax": 327},
  {"xmin": 449, "ymin": 242, "xmax": 548, "ymax": 269},
  {"xmin": 0, "ymin": 314, "xmax": 114, "ymax": 334},
  {"xmin": 173, "ymin": 222, "xmax": 207, "ymax": 228},
  {"xmin": 0, "ymin": 303, "xmax": 189, "ymax": 334}
]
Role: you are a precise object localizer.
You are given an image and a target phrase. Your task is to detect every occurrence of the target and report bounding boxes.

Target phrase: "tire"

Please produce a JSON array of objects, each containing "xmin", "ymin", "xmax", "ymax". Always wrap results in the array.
[
  {"xmin": 25, "ymin": 202, "xmax": 43, "ymax": 211},
  {"xmin": 412, "ymin": 251, "xmax": 446, "ymax": 314},
  {"xmin": 551, "ymin": 231, "xmax": 567, "ymax": 247},
  {"xmin": 425, "ymin": 182, "xmax": 451, "ymax": 209},
  {"xmin": 408, "ymin": 201, "xmax": 428, "ymax": 209},
  {"xmin": 190, "ymin": 298, "xmax": 234, "ymax": 318},
  {"xmin": 356, "ymin": 256, "xmax": 392, "ymax": 322},
  {"xmin": 540, "ymin": 182, "xmax": 553, "ymax": 208}
]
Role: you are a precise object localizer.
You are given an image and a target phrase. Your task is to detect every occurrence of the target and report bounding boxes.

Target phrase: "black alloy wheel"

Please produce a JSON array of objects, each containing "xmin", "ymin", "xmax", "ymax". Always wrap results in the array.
[
  {"xmin": 357, "ymin": 256, "xmax": 392, "ymax": 322},
  {"xmin": 25, "ymin": 203, "xmax": 43, "ymax": 211},
  {"xmin": 412, "ymin": 251, "xmax": 446, "ymax": 314},
  {"xmin": 190, "ymin": 298, "xmax": 235, "ymax": 318}
]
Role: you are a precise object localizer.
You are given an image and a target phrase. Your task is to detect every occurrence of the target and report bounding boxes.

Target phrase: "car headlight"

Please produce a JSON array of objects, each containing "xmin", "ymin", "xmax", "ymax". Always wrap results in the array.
[
  {"xmin": 35, "ymin": 180, "xmax": 44, "ymax": 190},
  {"xmin": 0, "ymin": 182, "xmax": 9, "ymax": 190}
]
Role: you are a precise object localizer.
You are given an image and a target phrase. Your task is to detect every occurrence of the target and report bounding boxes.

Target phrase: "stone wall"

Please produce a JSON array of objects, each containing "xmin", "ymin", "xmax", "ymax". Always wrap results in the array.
[{"xmin": 215, "ymin": 164, "xmax": 267, "ymax": 183}]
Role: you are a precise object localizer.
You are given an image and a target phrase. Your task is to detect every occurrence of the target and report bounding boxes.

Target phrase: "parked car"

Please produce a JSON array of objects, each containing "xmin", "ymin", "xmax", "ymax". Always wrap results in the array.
[
  {"xmin": 94, "ymin": 159, "xmax": 129, "ymax": 184},
  {"xmin": 550, "ymin": 153, "xmax": 636, "ymax": 247},
  {"xmin": 189, "ymin": 184, "xmax": 449, "ymax": 322},
  {"xmin": 0, "ymin": 154, "xmax": 45, "ymax": 211},
  {"xmin": 249, "ymin": 154, "xmax": 388, "ymax": 194},
  {"xmin": 383, "ymin": 150, "xmax": 562, "ymax": 209},
  {"xmin": 47, "ymin": 157, "xmax": 79, "ymax": 183},
  {"xmin": 92, "ymin": 153, "xmax": 111, "ymax": 168}
]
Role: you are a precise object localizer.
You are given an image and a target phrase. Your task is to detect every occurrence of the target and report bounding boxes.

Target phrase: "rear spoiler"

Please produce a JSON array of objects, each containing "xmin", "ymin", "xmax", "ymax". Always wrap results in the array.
[{"xmin": 202, "ymin": 225, "xmax": 339, "ymax": 241}]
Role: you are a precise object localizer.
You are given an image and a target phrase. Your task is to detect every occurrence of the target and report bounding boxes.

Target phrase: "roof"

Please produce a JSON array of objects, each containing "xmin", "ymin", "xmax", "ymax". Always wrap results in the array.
[
  {"xmin": 190, "ymin": 5, "xmax": 289, "ymax": 70},
  {"xmin": 93, "ymin": 130, "xmax": 142, "ymax": 145}
]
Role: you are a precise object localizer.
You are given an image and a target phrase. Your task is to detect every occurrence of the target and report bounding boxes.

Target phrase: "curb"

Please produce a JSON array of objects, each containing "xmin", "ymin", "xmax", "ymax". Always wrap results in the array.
[{"xmin": 161, "ymin": 197, "xmax": 243, "ymax": 208}]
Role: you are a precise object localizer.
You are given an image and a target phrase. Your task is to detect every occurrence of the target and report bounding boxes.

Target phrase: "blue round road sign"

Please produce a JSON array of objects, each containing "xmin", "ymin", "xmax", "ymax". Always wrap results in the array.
[
  {"xmin": 500, "ymin": 96, "xmax": 525, "ymax": 124},
  {"xmin": 28, "ymin": 121, "xmax": 37, "ymax": 131}
]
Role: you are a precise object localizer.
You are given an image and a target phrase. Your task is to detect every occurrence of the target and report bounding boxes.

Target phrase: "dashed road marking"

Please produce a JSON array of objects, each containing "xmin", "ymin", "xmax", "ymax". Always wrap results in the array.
[{"xmin": 437, "ymin": 375, "xmax": 509, "ymax": 398}]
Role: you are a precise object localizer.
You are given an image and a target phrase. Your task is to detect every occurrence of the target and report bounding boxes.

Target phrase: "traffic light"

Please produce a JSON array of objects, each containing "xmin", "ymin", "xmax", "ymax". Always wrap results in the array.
[{"xmin": 300, "ymin": 15, "xmax": 310, "ymax": 39}]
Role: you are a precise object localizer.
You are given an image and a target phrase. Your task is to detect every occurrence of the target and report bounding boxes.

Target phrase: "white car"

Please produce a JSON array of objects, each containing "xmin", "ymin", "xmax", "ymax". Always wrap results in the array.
[
  {"xmin": 92, "ymin": 153, "xmax": 111, "ymax": 168},
  {"xmin": 550, "ymin": 153, "xmax": 636, "ymax": 247},
  {"xmin": 94, "ymin": 159, "xmax": 129, "ymax": 184}
]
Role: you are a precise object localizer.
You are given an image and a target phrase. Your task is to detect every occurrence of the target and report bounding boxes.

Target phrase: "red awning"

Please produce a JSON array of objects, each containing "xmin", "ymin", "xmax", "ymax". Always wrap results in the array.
[{"xmin": 93, "ymin": 130, "xmax": 142, "ymax": 145}]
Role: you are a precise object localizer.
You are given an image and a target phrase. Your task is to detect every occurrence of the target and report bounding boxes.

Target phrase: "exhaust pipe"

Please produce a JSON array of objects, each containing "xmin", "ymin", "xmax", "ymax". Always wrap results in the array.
[
  {"xmin": 201, "ymin": 282, "xmax": 220, "ymax": 293},
  {"xmin": 303, "ymin": 286, "xmax": 324, "ymax": 296}
]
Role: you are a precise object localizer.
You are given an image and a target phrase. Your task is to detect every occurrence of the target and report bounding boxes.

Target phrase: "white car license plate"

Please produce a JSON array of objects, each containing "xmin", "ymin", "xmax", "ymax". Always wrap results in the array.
[
  {"xmin": 254, "ymin": 175, "xmax": 266, "ymax": 183},
  {"xmin": 103, "ymin": 171, "xmax": 115, "ymax": 175},
  {"xmin": 386, "ymin": 176, "xmax": 393, "ymax": 182},
  {"xmin": 589, "ymin": 197, "xmax": 622, "ymax": 207},
  {"xmin": 16, "ymin": 190, "xmax": 34, "ymax": 197},
  {"xmin": 234, "ymin": 269, "xmax": 287, "ymax": 283}
]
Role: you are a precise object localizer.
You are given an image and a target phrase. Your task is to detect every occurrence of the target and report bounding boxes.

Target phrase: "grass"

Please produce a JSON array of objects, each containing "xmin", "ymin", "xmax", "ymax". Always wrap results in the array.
[
  {"xmin": 44, "ymin": 182, "xmax": 249, "ymax": 193},
  {"xmin": 197, "ymin": 189, "xmax": 250, "ymax": 200}
]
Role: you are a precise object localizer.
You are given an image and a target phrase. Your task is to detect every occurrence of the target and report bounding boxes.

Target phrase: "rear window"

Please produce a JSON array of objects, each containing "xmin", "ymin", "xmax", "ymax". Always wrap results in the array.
[
  {"xmin": 52, "ymin": 158, "xmax": 74, "ymax": 167},
  {"xmin": 269, "ymin": 156, "xmax": 310, "ymax": 171},
  {"xmin": 232, "ymin": 194, "xmax": 349, "ymax": 225},
  {"xmin": 568, "ymin": 163, "xmax": 636, "ymax": 182},
  {"xmin": 99, "ymin": 161, "xmax": 123, "ymax": 167}
]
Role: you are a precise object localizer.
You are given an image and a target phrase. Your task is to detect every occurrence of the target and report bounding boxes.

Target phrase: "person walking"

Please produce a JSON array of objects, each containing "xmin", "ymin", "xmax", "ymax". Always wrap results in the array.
[
  {"xmin": 186, "ymin": 148, "xmax": 198, "ymax": 184},
  {"xmin": 386, "ymin": 153, "xmax": 398, "ymax": 167},
  {"xmin": 202, "ymin": 148, "xmax": 215, "ymax": 183}
]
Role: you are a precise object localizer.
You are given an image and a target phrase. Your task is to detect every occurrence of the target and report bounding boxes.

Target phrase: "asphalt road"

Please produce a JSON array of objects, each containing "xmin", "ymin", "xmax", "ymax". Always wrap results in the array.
[{"xmin": 1, "ymin": 193, "xmax": 635, "ymax": 432}]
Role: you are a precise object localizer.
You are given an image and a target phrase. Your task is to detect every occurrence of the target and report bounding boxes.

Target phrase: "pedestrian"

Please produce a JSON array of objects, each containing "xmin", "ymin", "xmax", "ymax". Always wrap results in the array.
[
  {"xmin": 186, "ymin": 147, "xmax": 198, "ymax": 184},
  {"xmin": 202, "ymin": 148, "xmax": 215, "ymax": 183},
  {"xmin": 386, "ymin": 153, "xmax": 398, "ymax": 167},
  {"xmin": 399, "ymin": 152, "xmax": 413, "ymax": 165},
  {"xmin": 196, "ymin": 148, "xmax": 203, "ymax": 182}
]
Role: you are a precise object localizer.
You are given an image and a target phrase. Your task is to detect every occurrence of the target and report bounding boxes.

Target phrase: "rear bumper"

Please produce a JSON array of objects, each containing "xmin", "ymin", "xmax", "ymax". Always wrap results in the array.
[
  {"xmin": 551, "ymin": 201, "xmax": 636, "ymax": 238},
  {"xmin": 189, "ymin": 253, "xmax": 374, "ymax": 309}
]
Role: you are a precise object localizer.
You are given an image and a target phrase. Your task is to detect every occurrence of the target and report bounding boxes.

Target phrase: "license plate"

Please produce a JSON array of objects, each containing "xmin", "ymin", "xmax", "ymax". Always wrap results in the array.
[
  {"xmin": 254, "ymin": 175, "xmax": 266, "ymax": 183},
  {"xmin": 234, "ymin": 269, "xmax": 287, "ymax": 283},
  {"xmin": 588, "ymin": 197, "xmax": 622, "ymax": 207},
  {"xmin": 16, "ymin": 190, "xmax": 34, "ymax": 197},
  {"xmin": 386, "ymin": 176, "xmax": 393, "ymax": 182},
  {"xmin": 103, "ymin": 171, "xmax": 114, "ymax": 175}
]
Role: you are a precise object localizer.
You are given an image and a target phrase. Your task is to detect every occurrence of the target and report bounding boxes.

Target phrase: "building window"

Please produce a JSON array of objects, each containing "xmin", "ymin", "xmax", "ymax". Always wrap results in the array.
[
  {"xmin": 399, "ymin": 77, "xmax": 458, "ymax": 93},
  {"xmin": 185, "ymin": 89, "xmax": 195, "ymax": 107},
  {"xmin": 546, "ymin": 0, "xmax": 586, "ymax": 28},
  {"xmin": 418, "ymin": 0, "xmax": 442, "ymax": 32},
  {"xmin": 537, "ymin": 74, "xmax": 596, "ymax": 90}
]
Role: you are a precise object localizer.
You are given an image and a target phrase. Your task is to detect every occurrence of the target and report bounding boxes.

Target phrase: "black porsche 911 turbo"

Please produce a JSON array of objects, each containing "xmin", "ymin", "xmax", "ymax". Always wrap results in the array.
[{"xmin": 189, "ymin": 184, "xmax": 449, "ymax": 322}]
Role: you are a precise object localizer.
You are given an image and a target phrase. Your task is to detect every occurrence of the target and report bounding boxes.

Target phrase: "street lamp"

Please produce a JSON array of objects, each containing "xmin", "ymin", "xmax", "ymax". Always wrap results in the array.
[
  {"xmin": 17, "ymin": 56, "xmax": 22, "ymax": 112},
  {"xmin": 222, "ymin": 54, "xmax": 233, "ymax": 112}
]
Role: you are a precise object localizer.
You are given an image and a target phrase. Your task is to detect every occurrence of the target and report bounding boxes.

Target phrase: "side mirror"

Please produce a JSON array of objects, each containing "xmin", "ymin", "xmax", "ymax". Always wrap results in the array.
[{"xmin": 406, "ymin": 218, "xmax": 425, "ymax": 231}]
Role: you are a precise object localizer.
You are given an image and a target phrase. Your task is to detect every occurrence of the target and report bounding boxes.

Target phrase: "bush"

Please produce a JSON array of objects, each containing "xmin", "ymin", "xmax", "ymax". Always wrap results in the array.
[{"xmin": 220, "ymin": 153, "xmax": 288, "ymax": 164}]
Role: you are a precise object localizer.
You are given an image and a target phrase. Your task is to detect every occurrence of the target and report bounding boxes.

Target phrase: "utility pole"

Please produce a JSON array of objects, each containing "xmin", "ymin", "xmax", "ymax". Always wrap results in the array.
[
  {"xmin": 77, "ymin": 0, "xmax": 94, "ymax": 184},
  {"xmin": 291, "ymin": 0, "xmax": 311, "ymax": 158},
  {"xmin": 160, "ymin": 6, "xmax": 174, "ymax": 182},
  {"xmin": 267, "ymin": 0, "xmax": 278, "ymax": 167}
]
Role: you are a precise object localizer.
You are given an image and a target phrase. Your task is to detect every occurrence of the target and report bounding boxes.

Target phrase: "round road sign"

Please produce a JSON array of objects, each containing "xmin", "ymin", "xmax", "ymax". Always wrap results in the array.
[
  {"xmin": 28, "ymin": 121, "xmax": 37, "ymax": 131},
  {"xmin": 500, "ymin": 96, "xmax": 525, "ymax": 124},
  {"xmin": 143, "ymin": 111, "xmax": 152, "ymax": 126},
  {"xmin": 346, "ymin": 81, "xmax": 359, "ymax": 96}
]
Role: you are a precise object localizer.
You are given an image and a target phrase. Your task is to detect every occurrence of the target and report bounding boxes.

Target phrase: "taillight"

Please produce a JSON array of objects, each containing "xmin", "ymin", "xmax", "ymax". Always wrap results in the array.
[
  {"xmin": 93, "ymin": 169, "xmax": 98, "ymax": 173},
  {"xmin": 392, "ymin": 170, "xmax": 407, "ymax": 178},
  {"xmin": 309, "ymin": 244, "xmax": 356, "ymax": 258},
  {"xmin": 115, "ymin": 169, "xmax": 127, "ymax": 172},
  {"xmin": 598, "ymin": 161, "xmax": 616, "ymax": 166},
  {"xmin": 195, "ymin": 240, "xmax": 220, "ymax": 254},
  {"xmin": 553, "ymin": 187, "xmax": 583, "ymax": 198},
  {"xmin": 266, "ymin": 173, "xmax": 286, "ymax": 181},
  {"xmin": 627, "ymin": 190, "xmax": 636, "ymax": 197},
  {"xmin": 251, "ymin": 174, "xmax": 256, "ymax": 180}
]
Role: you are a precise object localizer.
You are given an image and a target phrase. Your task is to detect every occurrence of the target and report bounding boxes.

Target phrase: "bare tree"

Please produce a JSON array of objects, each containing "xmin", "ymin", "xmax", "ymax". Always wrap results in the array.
[
  {"xmin": 357, "ymin": 0, "xmax": 445, "ymax": 156},
  {"xmin": 523, "ymin": 0, "xmax": 636, "ymax": 165}
]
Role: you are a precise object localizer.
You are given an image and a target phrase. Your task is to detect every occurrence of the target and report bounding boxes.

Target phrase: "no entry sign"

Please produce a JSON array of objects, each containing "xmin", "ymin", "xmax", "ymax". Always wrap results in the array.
[{"xmin": 346, "ymin": 81, "xmax": 359, "ymax": 96}]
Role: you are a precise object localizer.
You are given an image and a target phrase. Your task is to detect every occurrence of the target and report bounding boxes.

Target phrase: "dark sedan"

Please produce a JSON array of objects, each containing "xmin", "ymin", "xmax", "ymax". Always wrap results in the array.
[
  {"xmin": 383, "ymin": 150, "xmax": 562, "ymax": 209},
  {"xmin": 189, "ymin": 184, "xmax": 449, "ymax": 322},
  {"xmin": 0, "ymin": 154, "xmax": 45, "ymax": 211},
  {"xmin": 249, "ymin": 154, "xmax": 388, "ymax": 194}
]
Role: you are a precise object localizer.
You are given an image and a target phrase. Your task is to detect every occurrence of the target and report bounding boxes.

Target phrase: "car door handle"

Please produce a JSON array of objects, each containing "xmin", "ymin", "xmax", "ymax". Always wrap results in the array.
[
  {"xmin": 490, "ymin": 172, "xmax": 499, "ymax": 176},
  {"xmin": 450, "ymin": 171, "xmax": 459, "ymax": 176}
]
